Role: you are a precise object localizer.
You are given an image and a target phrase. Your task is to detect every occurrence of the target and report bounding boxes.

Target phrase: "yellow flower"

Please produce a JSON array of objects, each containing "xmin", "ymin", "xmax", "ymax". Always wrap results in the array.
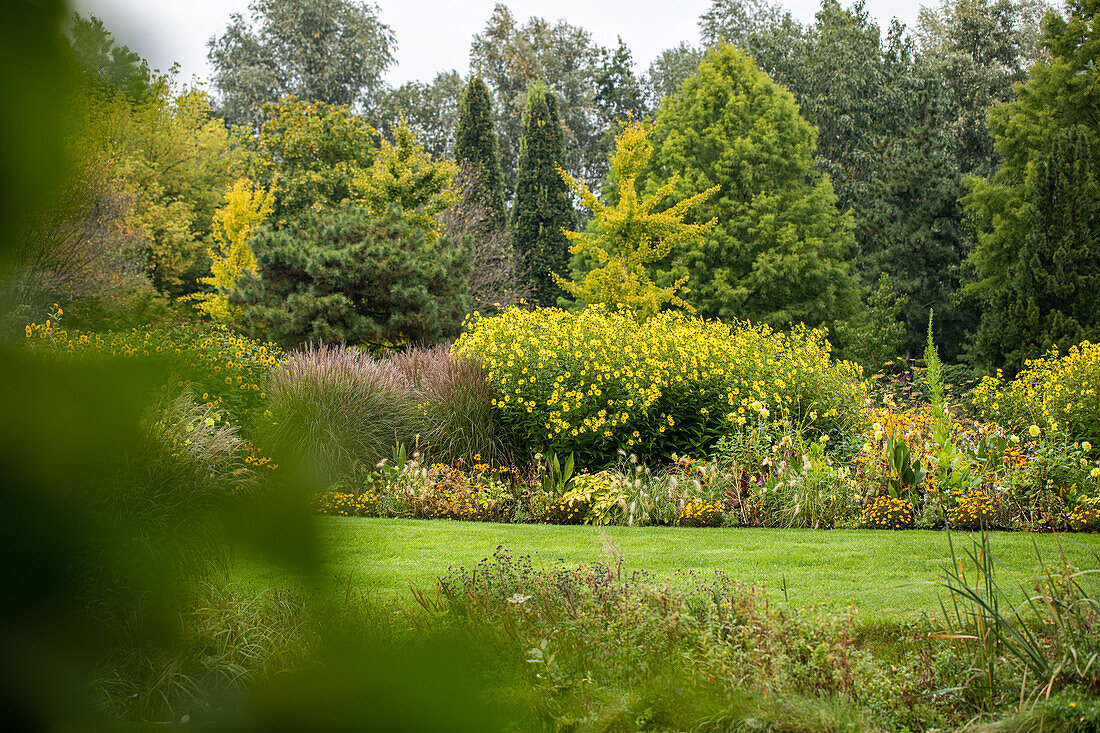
[{"xmin": 1029, "ymin": 425, "xmax": 1041, "ymax": 438}]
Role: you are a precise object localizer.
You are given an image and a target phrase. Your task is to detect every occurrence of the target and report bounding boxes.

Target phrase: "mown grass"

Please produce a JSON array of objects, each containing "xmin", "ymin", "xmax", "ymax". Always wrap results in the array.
[{"xmin": 233, "ymin": 518, "xmax": 1100, "ymax": 623}]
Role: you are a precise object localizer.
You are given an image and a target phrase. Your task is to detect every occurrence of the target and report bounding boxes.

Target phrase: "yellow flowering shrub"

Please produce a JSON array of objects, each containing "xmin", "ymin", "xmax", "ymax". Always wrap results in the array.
[
  {"xmin": 26, "ymin": 319, "xmax": 284, "ymax": 427},
  {"xmin": 861, "ymin": 496, "xmax": 915, "ymax": 530},
  {"xmin": 946, "ymin": 490, "xmax": 998, "ymax": 530},
  {"xmin": 973, "ymin": 341, "xmax": 1100, "ymax": 448},
  {"xmin": 1068, "ymin": 503, "xmax": 1100, "ymax": 532},
  {"xmin": 454, "ymin": 306, "xmax": 866, "ymax": 464},
  {"xmin": 676, "ymin": 500, "xmax": 725, "ymax": 527}
]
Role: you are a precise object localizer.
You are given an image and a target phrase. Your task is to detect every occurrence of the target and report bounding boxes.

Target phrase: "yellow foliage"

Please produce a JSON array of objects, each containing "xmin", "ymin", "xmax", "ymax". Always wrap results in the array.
[
  {"xmin": 183, "ymin": 178, "xmax": 273, "ymax": 322},
  {"xmin": 354, "ymin": 117, "xmax": 458, "ymax": 241},
  {"xmin": 554, "ymin": 121, "xmax": 720, "ymax": 319}
]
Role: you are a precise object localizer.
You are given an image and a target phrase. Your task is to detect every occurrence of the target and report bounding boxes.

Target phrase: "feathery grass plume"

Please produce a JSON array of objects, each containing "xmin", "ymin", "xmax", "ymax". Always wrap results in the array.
[
  {"xmin": 261, "ymin": 343, "xmax": 423, "ymax": 486},
  {"xmin": 391, "ymin": 344, "xmax": 513, "ymax": 467}
]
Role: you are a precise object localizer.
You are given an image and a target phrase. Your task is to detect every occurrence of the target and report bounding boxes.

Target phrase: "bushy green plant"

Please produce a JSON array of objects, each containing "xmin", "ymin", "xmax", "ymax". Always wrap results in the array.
[{"xmin": 454, "ymin": 305, "xmax": 866, "ymax": 465}]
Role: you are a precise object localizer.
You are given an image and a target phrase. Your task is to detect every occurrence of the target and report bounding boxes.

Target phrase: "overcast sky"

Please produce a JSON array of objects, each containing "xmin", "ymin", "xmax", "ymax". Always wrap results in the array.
[{"xmin": 70, "ymin": 0, "xmax": 928, "ymax": 87}]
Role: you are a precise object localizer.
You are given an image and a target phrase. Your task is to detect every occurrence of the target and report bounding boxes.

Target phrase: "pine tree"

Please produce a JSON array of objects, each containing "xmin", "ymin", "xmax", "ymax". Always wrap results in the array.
[
  {"xmin": 512, "ymin": 84, "xmax": 574, "ymax": 307},
  {"xmin": 454, "ymin": 76, "xmax": 506, "ymax": 230}
]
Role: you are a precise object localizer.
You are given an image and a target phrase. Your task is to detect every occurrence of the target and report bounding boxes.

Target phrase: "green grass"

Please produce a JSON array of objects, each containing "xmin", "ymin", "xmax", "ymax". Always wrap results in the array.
[{"xmin": 233, "ymin": 517, "xmax": 1100, "ymax": 623}]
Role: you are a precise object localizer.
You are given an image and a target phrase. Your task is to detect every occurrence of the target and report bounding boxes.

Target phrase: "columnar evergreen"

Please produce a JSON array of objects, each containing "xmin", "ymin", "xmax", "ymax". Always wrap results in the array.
[
  {"xmin": 512, "ymin": 84, "xmax": 574, "ymax": 307},
  {"xmin": 454, "ymin": 76, "xmax": 506, "ymax": 230}
]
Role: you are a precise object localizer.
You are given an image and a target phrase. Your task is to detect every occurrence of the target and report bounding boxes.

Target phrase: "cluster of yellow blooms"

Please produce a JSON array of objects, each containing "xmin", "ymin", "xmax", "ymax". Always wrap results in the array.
[
  {"xmin": 973, "ymin": 341, "xmax": 1100, "ymax": 447},
  {"xmin": 676, "ymin": 500, "xmax": 726, "ymax": 527},
  {"xmin": 947, "ymin": 490, "xmax": 998, "ymax": 530},
  {"xmin": 26, "ymin": 319, "xmax": 284, "ymax": 425},
  {"xmin": 314, "ymin": 491, "xmax": 381, "ymax": 517},
  {"xmin": 454, "ymin": 306, "xmax": 865, "ymax": 461},
  {"xmin": 861, "ymin": 496, "xmax": 915, "ymax": 530},
  {"xmin": 1068, "ymin": 503, "xmax": 1100, "ymax": 532}
]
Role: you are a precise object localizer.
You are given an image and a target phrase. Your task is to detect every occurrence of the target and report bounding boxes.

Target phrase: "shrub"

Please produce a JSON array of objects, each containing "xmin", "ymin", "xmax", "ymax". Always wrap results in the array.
[
  {"xmin": 25, "ymin": 317, "xmax": 284, "ymax": 428},
  {"xmin": 676, "ymin": 501, "xmax": 724, "ymax": 527},
  {"xmin": 946, "ymin": 490, "xmax": 998, "ymax": 530},
  {"xmin": 861, "ymin": 496, "xmax": 915, "ymax": 530},
  {"xmin": 972, "ymin": 341, "xmax": 1100, "ymax": 447},
  {"xmin": 1069, "ymin": 503, "xmax": 1100, "ymax": 532},
  {"xmin": 454, "ymin": 305, "xmax": 866, "ymax": 465},
  {"xmin": 260, "ymin": 343, "xmax": 422, "ymax": 486},
  {"xmin": 390, "ymin": 345, "xmax": 513, "ymax": 466}
]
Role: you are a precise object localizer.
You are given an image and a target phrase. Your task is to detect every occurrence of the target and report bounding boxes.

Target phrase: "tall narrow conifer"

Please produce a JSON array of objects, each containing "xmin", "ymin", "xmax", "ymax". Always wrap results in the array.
[
  {"xmin": 512, "ymin": 84, "xmax": 574, "ymax": 307},
  {"xmin": 454, "ymin": 76, "xmax": 506, "ymax": 230}
]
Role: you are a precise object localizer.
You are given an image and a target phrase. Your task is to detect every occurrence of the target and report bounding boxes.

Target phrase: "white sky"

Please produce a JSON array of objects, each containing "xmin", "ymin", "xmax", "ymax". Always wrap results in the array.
[{"xmin": 69, "ymin": 0, "xmax": 927, "ymax": 87}]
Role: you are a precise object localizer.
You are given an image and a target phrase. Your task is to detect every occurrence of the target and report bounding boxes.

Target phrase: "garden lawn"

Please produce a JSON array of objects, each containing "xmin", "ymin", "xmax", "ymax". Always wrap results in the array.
[{"xmin": 234, "ymin": 518, "xmax": 1100, "ymax": 624}]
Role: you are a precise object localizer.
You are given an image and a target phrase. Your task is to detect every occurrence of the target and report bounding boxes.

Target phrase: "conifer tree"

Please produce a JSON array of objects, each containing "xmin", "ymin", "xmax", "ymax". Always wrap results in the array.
[
  {"xmin": 965, "ymin": 1, "xmax": 1100, "ymax": 373},
  {"xmin": 454, "ymin": 76, "xmax": 506, "ymax": 230},
  {"xmin": 555, "ymin": 121, "xmax": 718, "ymax": 320},
  {"xmin": 512, "ymin": 84, "xmax": 574, "ymax": 307},
  {"xmin": 644, "ymin": 45, "xmax": 857, "ymax": 329}
]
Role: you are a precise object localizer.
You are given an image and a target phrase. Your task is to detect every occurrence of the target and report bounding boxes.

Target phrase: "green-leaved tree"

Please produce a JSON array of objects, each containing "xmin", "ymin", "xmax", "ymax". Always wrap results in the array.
[{"xmin": 644, "ymin": 44, "xmax": 857, "ymax": 329}]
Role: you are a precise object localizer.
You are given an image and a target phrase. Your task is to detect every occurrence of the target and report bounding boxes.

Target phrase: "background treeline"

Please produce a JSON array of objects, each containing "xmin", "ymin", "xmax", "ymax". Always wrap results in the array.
[{"xmin": 6, "ymin": 0, "xmax": 1099, "ymax": 381}]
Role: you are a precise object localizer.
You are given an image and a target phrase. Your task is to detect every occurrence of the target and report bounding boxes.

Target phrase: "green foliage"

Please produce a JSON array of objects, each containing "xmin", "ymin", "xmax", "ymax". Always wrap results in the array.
[
  {"xmin": 68, "ymin": 13, "xmax": 153, "ymax": 101},
  {"xmin": 640, "ymin": 42, "xmax": 703, "ymax": 107},
  {"xmin": 370, "ymin": 70, "xmax": 464, "ymax": 160},
  {"xmin": 886, "ymin": 437, "xmax": 928, "ymax": 503},
  {"xmin": 241, "ymin": 96, "xmax": 378, "ymax": 223},
  {"xmin": 965, "ymin": 2, "xmax": 1100, "ymax": 374},
  {"xmin": 832, "ymin": 274, "xmax": 909, "ymax": 375},
  {"xmin": 554, "ymin": 121, "xmax": 719, "ymax": 319},
  {"xmin": 645, "ymin": 44, "xmax": 858, "ymax": 329},
  {"xmin": 69, "ymin": 68, "xmax": 238, "ymax": 298},
  {"xmin": 355, "ymin": 116, "xmax": 458, "ymax": 239},
  {"xmin": 207, "ymin": 0, "xmax": 395, "ymax": 127},
  {"xmin": 702, "ymin": 0, "xmax": 991, "ymax": 359},
  {"xmin": 968, "ymin": 127, "xmax": 1100, "ymax": 374},
  {"xmin": 454, "ymin": 305, "xmax": 866, "ymax": 465},
  {"xmin": 512, "ymin": 84, "xmax": 574, "ymax": 307},
  {"xmin": 237, "ymin": 203, "xmax": 472, "ymax": 349},
  {"xmin": 454, "ymin": 76, "xmax": 506, "ymax": 230}
]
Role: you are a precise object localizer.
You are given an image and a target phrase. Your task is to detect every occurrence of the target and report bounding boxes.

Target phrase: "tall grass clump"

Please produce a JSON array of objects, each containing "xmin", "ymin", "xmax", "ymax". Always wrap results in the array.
[
  {"xmin": 939, "ymin": 532, "xmax": 1100, "ymax": 709},
  {"xmin": 261, "ymin": 343, "xmax": 422, "ymax": 486},
  {"xmin": 392, "ymin": 345, "xmax": 513, "ymax": 466}
]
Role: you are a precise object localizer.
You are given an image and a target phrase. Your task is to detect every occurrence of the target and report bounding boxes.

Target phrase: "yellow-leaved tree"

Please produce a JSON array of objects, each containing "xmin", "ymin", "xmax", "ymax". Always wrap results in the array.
[
  {"xmin": 554, "ymin": 121, "xmax": 719, "ymax": 320},
  {"xmin": 184, "ymin": 178, "xmax": 273, "ymax": 322},
  {"xmin": 354, "ymin": 117, "xmax": 458, "ymax": 241}
]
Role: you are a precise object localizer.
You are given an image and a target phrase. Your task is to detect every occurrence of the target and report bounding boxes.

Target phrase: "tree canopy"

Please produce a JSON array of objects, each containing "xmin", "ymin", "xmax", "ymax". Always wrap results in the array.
[
  {"xmin": 645, "ymin": 44, "xmax": 857, "ymax": 329},
  {"xmin": 207, "ymin": 0, "xmax": 395, "ymax": 127}
]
